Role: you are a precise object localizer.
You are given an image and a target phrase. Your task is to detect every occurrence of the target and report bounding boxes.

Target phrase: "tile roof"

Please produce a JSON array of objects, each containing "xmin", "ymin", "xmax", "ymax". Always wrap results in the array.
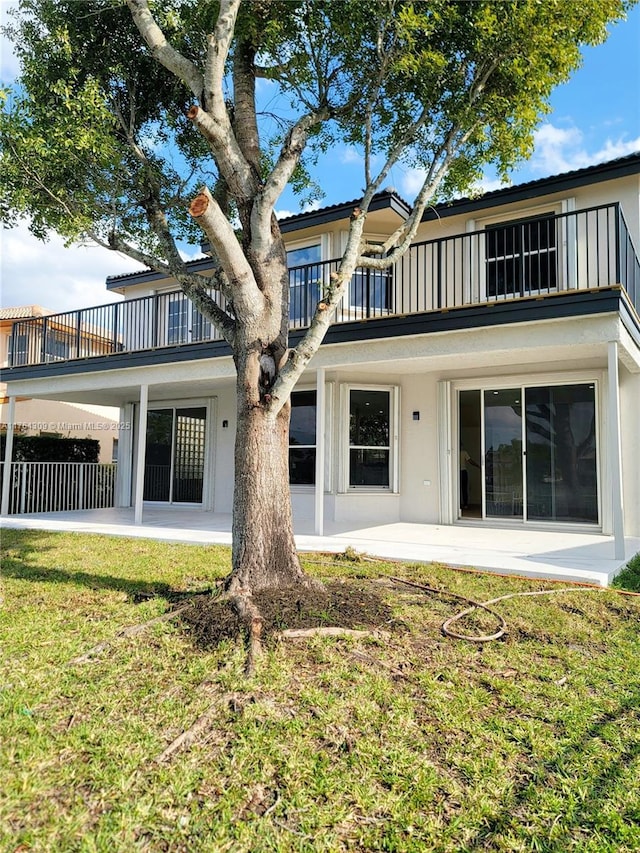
[
  {"xmin": 0, "ymin": 305, "xmax": 52, "ymax": 320},
  {"xmin": 103, "ymin": 151, "xmax": 640, "ymax": 286}
]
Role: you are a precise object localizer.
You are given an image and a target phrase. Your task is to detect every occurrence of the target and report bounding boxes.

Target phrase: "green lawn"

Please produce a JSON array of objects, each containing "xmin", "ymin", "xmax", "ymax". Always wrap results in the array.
[{"xmin": 1, "ymin": 529, "xmax": 639, "ymax": 852}]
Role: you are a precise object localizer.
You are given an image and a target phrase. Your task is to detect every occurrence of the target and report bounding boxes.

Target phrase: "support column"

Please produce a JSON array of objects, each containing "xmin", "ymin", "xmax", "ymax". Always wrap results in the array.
[
  {"xmin": 1, "ymin": 396, "xmax": 16, "ymax": 516},
  {"xmin": 134, "ymin": 384, "xmax": 149, "ymax": 525},
  {"xmin": 607, "ymin": 342, "xmax": 625, "ymax": 560},
  {"xmin": 115, "ymin": 403, "xmax": 134, "ymax": 507},
  {"xmin": 314, "ymin": 368, "xmax": 326, "ymax": 536}
]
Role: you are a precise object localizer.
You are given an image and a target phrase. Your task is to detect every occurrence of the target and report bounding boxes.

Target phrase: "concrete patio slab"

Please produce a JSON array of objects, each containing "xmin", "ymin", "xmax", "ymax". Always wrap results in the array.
[{"xmin": 2, "ymin": 507, "xmax": 638, "ymax": 587}]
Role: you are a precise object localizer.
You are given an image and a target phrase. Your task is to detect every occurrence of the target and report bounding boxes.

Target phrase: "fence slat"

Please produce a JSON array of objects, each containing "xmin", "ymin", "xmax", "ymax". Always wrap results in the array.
[{"xmin": 4, "ymin": 463, "xmax": 118, "ymax": 515}]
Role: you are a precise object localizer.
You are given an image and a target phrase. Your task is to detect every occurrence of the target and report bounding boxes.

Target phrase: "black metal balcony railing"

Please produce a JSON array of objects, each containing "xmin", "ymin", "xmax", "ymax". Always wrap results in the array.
[{"xmin": 7, "ymin": 203, "xmax": 640, "ymax": 368}]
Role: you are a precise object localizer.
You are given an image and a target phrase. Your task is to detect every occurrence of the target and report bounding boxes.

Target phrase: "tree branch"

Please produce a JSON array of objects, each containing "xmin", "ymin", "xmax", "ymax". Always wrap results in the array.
[
  {"xmin": 189, "ymin": 186, "xmax": 264, "ymax": 320},
  {"xmin": 268, "ymin": 210, "xmax": 368, "ymax": 412},
  {"xmin": 251, "ymin": 108, "xmax": 330, "ymax": 254},
  {"xmin": 204, "ymin": 0, "xmax": 240, "ymax": 111},
  {"xmin": 186, "ymin": 105, "xmax": 257, "ymax": 201},
  {"xmin": 231, "ymin": 31, "xmax": 261, "ymax": 175},
  {"xmin": 126, "ymin": 0, "xmax": 203, "ymax": 99}
]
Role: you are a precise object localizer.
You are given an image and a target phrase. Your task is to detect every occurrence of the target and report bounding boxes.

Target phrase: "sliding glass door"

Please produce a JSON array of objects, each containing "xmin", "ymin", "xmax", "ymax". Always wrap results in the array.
[
  {"xmin": 484, "ymin": 388, "xmax": 523, "ymax": 519},
  {"xmin": 458, "ymin": 383, "xmax": 598, "ymax": 524},
  {"xmin": 143, "ymin": 406, "xmax": 207, "ymax": 503},
  {"xmin": 525, "ymin": 385, "xmax": 597, "ymax": 523}
]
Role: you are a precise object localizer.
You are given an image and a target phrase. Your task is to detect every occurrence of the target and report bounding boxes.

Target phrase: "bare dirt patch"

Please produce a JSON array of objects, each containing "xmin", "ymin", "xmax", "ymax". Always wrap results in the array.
[{"xmin": 180, "ymin": 579, "xmax": 400, "ymax": 649}]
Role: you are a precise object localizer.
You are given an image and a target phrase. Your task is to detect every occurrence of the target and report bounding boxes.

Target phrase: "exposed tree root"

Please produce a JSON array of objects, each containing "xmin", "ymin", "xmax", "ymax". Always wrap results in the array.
[
  {"xmin": 280, "ymin": 627, "xmax": 372, "ymax": 640},
  {"xmin": 68, "ymin": 603, "xmax": 198, "ymax": 665},
  {"xmin": 67, "ymin": 591, "xmax": 229, "ymax": 666},
  {"xmin": 230, "ymin": 592, "xmax": 264, "ymax": 676},
  {"xmin": 155, "ymin": 699, "xmax": 225, "ymax": 764},
  {"xmin": 154, "ymin": 689, "xmax": 259, "ymax": 763}
]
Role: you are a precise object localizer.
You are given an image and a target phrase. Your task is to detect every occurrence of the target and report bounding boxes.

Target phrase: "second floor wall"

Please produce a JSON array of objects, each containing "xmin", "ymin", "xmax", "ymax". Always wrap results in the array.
[{"xmin": 4, "ymin": 157, "xmax": 640, "ymax": 370}]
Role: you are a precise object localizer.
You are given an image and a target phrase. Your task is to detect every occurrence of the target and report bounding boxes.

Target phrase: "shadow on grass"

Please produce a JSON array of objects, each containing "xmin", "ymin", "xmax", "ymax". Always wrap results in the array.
[
  {"xmin": 1, "ymin": 528, "xmax": 206, "ymax": 602},
  {"xmin": 466, "ymin": 687, "xmax": 640, "ymax": 849}
]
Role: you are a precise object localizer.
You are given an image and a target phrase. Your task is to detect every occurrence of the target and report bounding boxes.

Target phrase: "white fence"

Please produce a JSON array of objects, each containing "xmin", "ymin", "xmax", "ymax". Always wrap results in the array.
[{"xmin": 1, "ymin": 462, "xmax": 117, "ymax": 514}]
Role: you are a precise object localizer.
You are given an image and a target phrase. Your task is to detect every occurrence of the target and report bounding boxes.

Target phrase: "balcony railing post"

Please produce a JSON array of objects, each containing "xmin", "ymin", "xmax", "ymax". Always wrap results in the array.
[
  {"xmin": 9, "ymin": 323, "xmax": 17, "ymax": 367},
  {"xmin": 614, "ymin": 202, "xmax": 622, "ymax": 286},
  {"xmin": 436, "ymin": 240, "xmax": 443, "ymax": 309},
  {"xmin": 153, "ymin": 292, "xmax": 160, "ymax": 347},
  {"xmin": 113, "ymin": 301, "xmax": 119, "ymax": 354},
  {"xmin": 75, "ymin": 310, "xmax": 82, "ymax": 358},
  {"xmin": 40, "ymin": 316, "xmax": 48, "ymax": 363}
]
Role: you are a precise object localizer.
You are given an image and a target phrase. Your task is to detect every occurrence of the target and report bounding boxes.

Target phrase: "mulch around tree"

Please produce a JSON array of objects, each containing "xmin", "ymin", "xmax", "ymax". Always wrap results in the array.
[{"xmin": 179, "ymin": 579, "xmax": 401, "ymax": 650}]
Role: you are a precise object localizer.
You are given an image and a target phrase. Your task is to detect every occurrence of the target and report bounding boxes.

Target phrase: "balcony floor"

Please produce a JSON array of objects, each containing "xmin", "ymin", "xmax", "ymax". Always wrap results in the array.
[{"xmin": 2, "ymin": 506, "xmax": 637, "ymax": 587}]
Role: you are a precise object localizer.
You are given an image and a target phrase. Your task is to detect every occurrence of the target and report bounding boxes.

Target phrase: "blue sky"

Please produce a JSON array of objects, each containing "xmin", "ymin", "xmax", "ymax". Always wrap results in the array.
[{"xmin": 1, "ymin": 3, "xmax": 639, "ymax": 312}]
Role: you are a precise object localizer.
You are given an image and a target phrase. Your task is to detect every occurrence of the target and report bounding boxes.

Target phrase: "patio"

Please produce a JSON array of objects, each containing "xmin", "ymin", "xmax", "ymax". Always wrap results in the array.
[{"xmin": 2, "ymin": 506, "xmax": 638, "ymax": 587}]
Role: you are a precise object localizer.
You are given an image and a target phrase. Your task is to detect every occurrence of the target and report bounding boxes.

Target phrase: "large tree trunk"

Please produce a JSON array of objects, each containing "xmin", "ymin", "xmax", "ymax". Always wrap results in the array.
[{"xmin": 227, "ymin": 379, "xmax": 315, "ymax": 595}]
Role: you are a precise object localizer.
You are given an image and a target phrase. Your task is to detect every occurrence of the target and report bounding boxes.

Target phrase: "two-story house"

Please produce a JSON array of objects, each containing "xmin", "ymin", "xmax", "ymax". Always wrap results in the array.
[{"xmin": 1, "ymin": 153, "xmax": 639, "ymax": 565}]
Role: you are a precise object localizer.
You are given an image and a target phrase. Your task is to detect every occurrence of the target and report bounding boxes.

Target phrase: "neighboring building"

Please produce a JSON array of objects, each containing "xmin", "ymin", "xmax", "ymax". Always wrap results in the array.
[
  {"xmin": 0, "ymin": 306, "xmax": 119, "ymax": 463},
  {"xmin": 1, "ymin": 154, "xmax": 638, "ymax": 556}
]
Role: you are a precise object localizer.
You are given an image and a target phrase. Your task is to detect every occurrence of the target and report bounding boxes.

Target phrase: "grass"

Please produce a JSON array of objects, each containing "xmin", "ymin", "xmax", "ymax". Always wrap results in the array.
[
  {"xmin": 612, "ymin": 551, "xmax": 640, "ymax": 592},
  {"xmin": 1, "ymin": 529, "xmax": 640, "ymax": 853}
]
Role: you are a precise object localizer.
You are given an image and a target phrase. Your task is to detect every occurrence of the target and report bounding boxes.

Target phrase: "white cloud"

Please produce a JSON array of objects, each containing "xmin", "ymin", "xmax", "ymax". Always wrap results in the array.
[
  {"xmin": 530, "ymin": 123, "xmax": 640, "ymax": 175},
  {"xmin": 0, "ymin": 224, "xmax": 145, "ymax": 313},
  {"xmin": 399, "ymin": 167, "xmax": 427, "ymax": 199},
  {"xmin": 275, "ymin": 208, "xmax": 298, "ymax": 220},
  {"xmin": 275, "ymin": 200, "xmax": 320, "ymax": 220},
  {"xmin": 341, "ymin": 147, "xmax": 364, "ymax": 165},
  {"xmin": 0, "ymin": 1, "xmax": 21, "ymax": 82}
]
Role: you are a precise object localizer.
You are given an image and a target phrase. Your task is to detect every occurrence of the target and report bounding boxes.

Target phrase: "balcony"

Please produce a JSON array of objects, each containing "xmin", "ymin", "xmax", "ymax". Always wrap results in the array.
[{"xmin": 6, "ymin": 203, "xmax": 640, "ymax": 369}]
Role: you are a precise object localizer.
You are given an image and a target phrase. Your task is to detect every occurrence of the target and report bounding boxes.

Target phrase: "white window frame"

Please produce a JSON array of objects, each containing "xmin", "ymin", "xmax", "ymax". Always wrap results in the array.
[
  {"xmin": 470, "ymin": 199, "xmax": 573, "ymax": 302},
  {"xmin": 136, "ymin": 396, "xmax": 215, "ymax": 509},
  {"xmin": 340, "ymin": 231, "xmax": 394, "ymax": 313},
  {"xmin": 450, "ymin": 370, "xmax": 603, "ymax": 530},
  {"xmin": 285, "ymin": 235, "xmax": 332, "ymax": 324},
  {"xmin": 340, "ymin": 383, "xmax": 399, "ymax": 493},
  {"xmin": 289, "ymin": 384, "xmax": 333, "ymax": 491}
]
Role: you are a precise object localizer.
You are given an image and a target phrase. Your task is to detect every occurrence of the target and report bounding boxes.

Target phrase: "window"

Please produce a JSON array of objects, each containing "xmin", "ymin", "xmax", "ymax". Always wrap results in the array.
[
  {"xmin": 485, "ymin": 214, "xmax": 557, "ymax": 298},
  {"xmin": 348, "ymin": 389, "xmax": 392, "ymax": 488},
  {"xmin": 287, "ymin": 243, "xmax": 322, "ymax": 324},
  {"xmin": 191, "ymin": 308, "xmax": 212, "ymax": 342},
  {"xmin": 350, "ymin": 262, "xmax": 392, "ymax": 317},
  {"xmin": 168, "ymin": 294, "xmax": 189, "ymax": 344},
  {"xmin": 289, "ymin": 390, "xmax": 316, "ymax": 485},
  {"xmin": 8, "ymin": 333, "xmax": 28, "ymax": 366},
  {"xmin": 167, "ymin": 292, "xmax": 212, "ymax": 344},
  {"xmin": 143, "ymin": 406, "xmax": 207, "ymax": 503},
  {"xmin": 525, "ymin": 384, "xmax": 597, "ymax": 523},
  {"xmin": 44, "ymin": 332, "xmax": 70, "ymax": 362}
]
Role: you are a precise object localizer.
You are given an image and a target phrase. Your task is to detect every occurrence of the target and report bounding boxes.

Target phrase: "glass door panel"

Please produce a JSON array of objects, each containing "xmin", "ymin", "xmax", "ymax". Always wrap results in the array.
[
  {"xmin": 525, "ymin": 385, "xmax": 597, "ymax": 523},
  {"xmin": 143, "ymin": 406, "xmax": 207, "ymax": 504},
  {"xmin": 484, "ymin": 389, "xmax": 523, "ymax": 518},
  {"xmin": 458, "ymin": 389, "xmax": 482, "ymax": 518},
  {"xmin": 173, "ymin": 407, "xmax": 207, "ymax": 503},
  {"xmin": 143, "ymin": 409, "xmax": 173, "ymax": 501}
]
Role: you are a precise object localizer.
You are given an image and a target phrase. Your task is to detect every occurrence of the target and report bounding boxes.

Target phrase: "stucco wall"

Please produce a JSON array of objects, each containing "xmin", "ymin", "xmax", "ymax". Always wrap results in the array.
[
  {"xmin": 0, "ymin": 398, "xmax": 119, "ymax": 463},
  {"xmin": 619, "ymin": 365, "xmax": 640, "ymax": 537}
]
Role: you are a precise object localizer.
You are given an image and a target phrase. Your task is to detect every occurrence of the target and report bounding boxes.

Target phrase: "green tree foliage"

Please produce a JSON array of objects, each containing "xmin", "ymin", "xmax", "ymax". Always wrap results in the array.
[
  {"xmin": 2, "ymin": 1, "xmax": 632, "ymax": 250},
  {"xmin": 0, "ymin": 435, "xmax": 99, "ymax": 463}
]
